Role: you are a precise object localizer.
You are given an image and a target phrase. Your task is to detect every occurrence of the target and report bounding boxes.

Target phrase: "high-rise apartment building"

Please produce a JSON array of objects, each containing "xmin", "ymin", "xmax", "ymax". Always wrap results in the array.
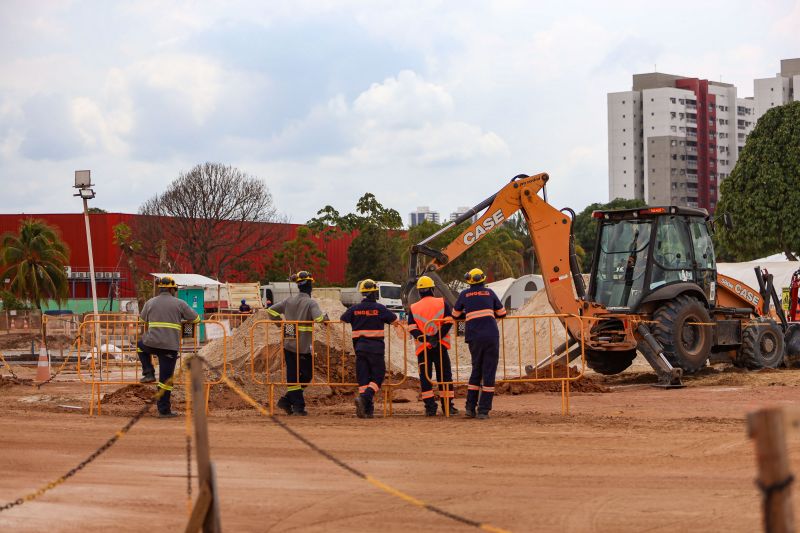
[
  {"xmin": 608, "ymin": 58, "xmax": 799, "ymax": 213},
  {"xmin": 408, "ymin": 206, "xmax": 440, "ymax": 227},
  {"xmin": 608, "ymin": 73, "xmax": 754, "ymax": 213},
  {"xmin": 754, "ymin": 58, "xmax": 800, "ymax": 119}
]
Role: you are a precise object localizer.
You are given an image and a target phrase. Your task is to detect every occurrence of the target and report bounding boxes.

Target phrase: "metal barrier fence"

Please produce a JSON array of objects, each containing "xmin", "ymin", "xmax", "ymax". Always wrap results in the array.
[
  {"xmin": 248, "ymin": 319, "xmax": 409, "ymax": 416},
  {"xmin": 75, "ymin": 319, "xmax": 227, "ymax": 415},
  {"xmin": 205, "ymin": 312, "xmax": 251, "ymax": 334},
  {"xmin": 421, "ymin": 314, "xmax": 587, "ymax": 415}
]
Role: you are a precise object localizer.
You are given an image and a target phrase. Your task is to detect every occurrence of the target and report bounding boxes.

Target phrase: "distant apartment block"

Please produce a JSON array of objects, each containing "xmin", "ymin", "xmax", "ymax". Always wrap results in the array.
[
  {"xmin": 608, "ymin": 58, "xmax": 799, "ymax": 213},
  {"xmin": 449, "ymin": 206, "xmax": 480, "ymax": 224},
  {"xmin": 754, "ymin": 58, "xmax": 800, "ymax": 119},
  {"xmin": 608, "ymin": 73, "xmax": 754, "ymax": 213},
  {"xmin": 408, "ymin": 206, "xmax": 440, "ymax": 227}
]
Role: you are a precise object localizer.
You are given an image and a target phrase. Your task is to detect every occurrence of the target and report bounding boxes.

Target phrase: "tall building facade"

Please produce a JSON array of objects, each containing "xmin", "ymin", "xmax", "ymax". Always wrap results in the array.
[
  {"xmin": 608, "ymin": 73, "xmax": 754, "ymax": 213},
  {"xmin": 754, "ymin": 58, "xmax": 800, "ymax": 119},
  {"xmin": 408, "ymin": 206, "xmax": 440, "ymax": 227}
]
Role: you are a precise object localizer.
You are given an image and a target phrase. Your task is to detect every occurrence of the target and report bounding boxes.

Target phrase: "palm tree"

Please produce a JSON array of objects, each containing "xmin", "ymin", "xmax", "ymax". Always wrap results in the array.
[{"xmin": 0, "ymin": 219, "xmax": 70, "ymax": 309}]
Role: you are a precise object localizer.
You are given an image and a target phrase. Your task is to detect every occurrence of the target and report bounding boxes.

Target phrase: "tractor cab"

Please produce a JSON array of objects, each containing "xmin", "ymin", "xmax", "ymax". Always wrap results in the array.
[{"xmin": 587, "ymin": 206, "xmax": 716, "ymax": 312}]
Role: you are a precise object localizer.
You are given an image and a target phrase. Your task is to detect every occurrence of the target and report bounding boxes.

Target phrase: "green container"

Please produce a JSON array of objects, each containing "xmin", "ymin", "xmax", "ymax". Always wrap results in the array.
[{"xmin": 177, "ymin": 287, "xmax": 205, "ymax": 340}]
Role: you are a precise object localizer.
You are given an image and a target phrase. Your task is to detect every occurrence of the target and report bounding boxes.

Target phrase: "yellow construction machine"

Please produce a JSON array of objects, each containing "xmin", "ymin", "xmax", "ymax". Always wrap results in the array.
[{"xmin": 403, "ymin": 173, "xmax": 791, "ymax": 387}]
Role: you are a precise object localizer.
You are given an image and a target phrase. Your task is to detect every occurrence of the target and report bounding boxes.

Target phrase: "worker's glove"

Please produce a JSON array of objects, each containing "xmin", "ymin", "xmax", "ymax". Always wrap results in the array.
[{"xmin": 425, "ymin": 335, "xmax": 440, "ymax": 349}]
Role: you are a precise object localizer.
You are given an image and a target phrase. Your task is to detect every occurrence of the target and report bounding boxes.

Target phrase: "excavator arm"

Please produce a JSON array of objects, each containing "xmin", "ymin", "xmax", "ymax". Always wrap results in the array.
[{"xmin": 405, "ymin": 173, "xmax": 583, "ymax": 322}]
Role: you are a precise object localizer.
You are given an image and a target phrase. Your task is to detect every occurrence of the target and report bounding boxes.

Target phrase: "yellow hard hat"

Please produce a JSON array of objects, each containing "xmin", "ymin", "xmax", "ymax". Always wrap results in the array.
[
  {"xmin": 290, "ymin": 271, "xmax": 314, "ymax": 284},
  {"xmin": 157, "ymin": 276, "xmax": 178, "ymax": 289},
  {"xmin": 464, "ymin": 268, "xmax": 486, "ymax": 285},
  {"xmin": 359, "ymin": 279, "xmax": 379, "ymax": 293},
  {"xmin": 416, "ymin": 276, "xmax": 435, "ymax": 290}
]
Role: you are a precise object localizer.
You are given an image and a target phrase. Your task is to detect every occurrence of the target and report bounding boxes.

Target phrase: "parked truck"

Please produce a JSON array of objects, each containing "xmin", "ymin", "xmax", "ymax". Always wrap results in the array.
[{"xmin": 341, "ymin": 281, "xmax": 405, "ymax": 317}]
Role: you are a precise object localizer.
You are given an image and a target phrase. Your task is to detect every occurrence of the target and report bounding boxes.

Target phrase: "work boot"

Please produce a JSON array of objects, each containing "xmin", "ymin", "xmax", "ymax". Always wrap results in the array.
[
  {"xmin": 291, "ymin": 406, "xmax": 308, "ymax": 416},
  {"xmin": 425, "ymin": 404, "xmax": 438, "ymax": 417},
  {"xmin": 354, "ymin": 396, "xmax": 367, "ymax": 419},
  {"xmin": 464, "ymin": 407, "xmax": 476, "ymax": 419},
  {"xmin": 476, "ymin": 412, "xmax": 489, "ymax": 420},
  {"xmin": 158, "ymin": 411, "xmax": 178, "ymax": 419},
  {"xmin": 442, "ymin": 400, "xmax": 459, "ymax": 415},
  {"xmin": 140, "ymin": 372, "xmax": 156, "ymax": 384},
  {"xmin": 276, "ymin": 396, "xmax": 293, "ymax": 415}
]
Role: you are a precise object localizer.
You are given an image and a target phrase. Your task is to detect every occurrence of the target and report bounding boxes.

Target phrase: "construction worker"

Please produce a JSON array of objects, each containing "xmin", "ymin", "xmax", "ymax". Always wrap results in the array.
[
  {"xmin": 452, "ymin": 268, "xmax": 507, "ymax": 419},
  {"xmin": 267, "ymin": 271, "xmax": 328, "ymax": 416},
  {"xmin": 137, "ymin": 276, "xmax": 200, "ymax": 418},
  {"xmin": 408, "ymin": 275, "xmax": 457, "ymax": 416},
  {"xmin": 239, "ymin": 299, "xmax": 252, "ymax": 313},
  {"xmin": 340, "ymin": 279, "xmax": 402, "ymax": 419}
]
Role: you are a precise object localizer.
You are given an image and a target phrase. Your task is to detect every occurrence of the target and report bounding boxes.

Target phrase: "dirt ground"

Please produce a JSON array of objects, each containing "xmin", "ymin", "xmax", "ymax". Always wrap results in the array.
[{"xmin": 2, "ymin": 363, "xmax": 800, "ymax": 532}]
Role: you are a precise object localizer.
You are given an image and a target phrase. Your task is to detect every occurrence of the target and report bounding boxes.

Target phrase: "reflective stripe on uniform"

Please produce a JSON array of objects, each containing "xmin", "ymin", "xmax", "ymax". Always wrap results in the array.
[
  {"xmin": 420, "ymin": 390, "xmax": 435, "ymax": 399},
  {"xmin": 352, "ymin": 329, "xmax": 385, "ymax": 338},
  {"xmin": 451, "ymin": 309, "xmax": 463, "ymax": 318},
  {"xmin": 148, "ymin": 321, "xmax": 182, "ymax": 330},
  {"xmin": 481, "ymin": 386, "xmax": 495, "ymax": 392},
  {"xmin": 467, "ymin": 384, "xmax": 481, "ymax": 391},
  {"xmin": 368, "ymin": 382, "xmax": 380, "ymax": 392},
  {"xmin": 297, "ymin": 326, "xmax": 314, "ymax": 332},
  {"xmin": 465, "ymin": 309, "xmax": 496, "ymax": 321},
  {"xmin": 495, "ymin": 308, "xmax": 507, "ymax": 317},
  {"xmin": 314, "ymin": 315, "xmax": 325, "ymax": 322},
  {"xmin": 192, "ymin": 316, "xmax": 201, "ymax": 323},
  {"xmin": 157, "ymin": 382, "xmax": 174, "ymax": 391},
  {"xmin": 267, "ymin": 308, "xmax": 281, "ymax": 317},
  {"xmin": 287, "ymin": 385, "xmax": 302, "ymax": 392},
  {"xmin": 359, "ymin": 385, "xmax": 368, "ymax": 393}
]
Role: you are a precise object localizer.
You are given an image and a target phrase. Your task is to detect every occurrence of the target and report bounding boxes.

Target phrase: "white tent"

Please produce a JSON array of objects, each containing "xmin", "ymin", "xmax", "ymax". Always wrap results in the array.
[
  {"xmin": 716, "ymin": 261, "xmax": 800, "ymax": 293},
  {"xmin": 487, "ymin": 274, "xmax": 543, "ymax": 310}
]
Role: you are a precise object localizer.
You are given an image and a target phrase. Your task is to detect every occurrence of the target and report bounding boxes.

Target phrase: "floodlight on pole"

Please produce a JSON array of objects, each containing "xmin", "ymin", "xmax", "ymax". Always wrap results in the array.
[{"xmin": 74, "ymin": 170, "xmax": 101, "ymax": 371}]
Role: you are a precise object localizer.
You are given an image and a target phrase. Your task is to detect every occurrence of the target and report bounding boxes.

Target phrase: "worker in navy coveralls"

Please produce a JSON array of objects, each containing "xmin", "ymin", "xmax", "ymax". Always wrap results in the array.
[
  {"xmin": 452, "ymin": 268, "xmax": 507, "ymax": 419},
  {"xmin": 340, "ymin": 279, "xmax": 401, "ymax": 418}
]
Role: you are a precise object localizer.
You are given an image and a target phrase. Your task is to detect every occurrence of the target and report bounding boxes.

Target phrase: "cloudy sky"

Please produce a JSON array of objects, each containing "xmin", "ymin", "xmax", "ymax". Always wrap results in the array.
[{"xmin": 1, "ymin": 1, "xmax": 798, "ymax": 225}]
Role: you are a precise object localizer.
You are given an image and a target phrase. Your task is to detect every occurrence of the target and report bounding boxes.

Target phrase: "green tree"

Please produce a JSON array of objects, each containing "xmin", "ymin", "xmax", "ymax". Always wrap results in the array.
[
  {"xmin": 0, "ymin": 219, "xmax": 70, "ymax": 309},
  {"xmin": 573, "ymin": 197, "xmax": 646, "ymax": 266},
  {"xmin": 263, "ymin": 226, "xmax": 329, "ymax": 283},
  {"xmin": 718, "ymin": 101, "xmax": 800, "ymax": 260},
  {"xmin": 308, "ymin": 193, "xmax": 403, "ymax": 284}
]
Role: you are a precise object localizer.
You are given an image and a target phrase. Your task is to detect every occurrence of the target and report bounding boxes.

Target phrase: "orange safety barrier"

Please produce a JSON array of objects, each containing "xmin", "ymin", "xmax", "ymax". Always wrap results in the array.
[
  {"xmin": 75, "ymin": 319, "xmax": 227, "ymax": 415},
  {"xmin": 420, "ymin": 314, "xmax": 588, "ymax": 415},
  {"xmin": 248, "ymin": 319, "xmax": 409, "ymax": 416}
]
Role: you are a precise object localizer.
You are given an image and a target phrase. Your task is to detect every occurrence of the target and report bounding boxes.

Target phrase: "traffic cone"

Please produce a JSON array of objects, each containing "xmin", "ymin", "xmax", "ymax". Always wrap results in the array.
[{"xmin": 36, "ymin": 346, "xmax": 50, "ymax": 382}]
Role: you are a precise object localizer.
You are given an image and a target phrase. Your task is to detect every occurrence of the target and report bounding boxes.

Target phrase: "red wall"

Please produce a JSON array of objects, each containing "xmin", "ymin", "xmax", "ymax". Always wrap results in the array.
[{"xmin": 0, "ymin": 213, "xmax": 354, "ymax": 298}]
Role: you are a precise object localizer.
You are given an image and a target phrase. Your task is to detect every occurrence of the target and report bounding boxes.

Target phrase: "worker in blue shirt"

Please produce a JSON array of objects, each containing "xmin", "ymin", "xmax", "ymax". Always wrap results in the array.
[
  {"xmin": 452, "ymin": 268, "xmax": 507, "ymax": 419},
  {"xmin": 340, "ymin": 279, "xmax": 402, "ymax": 418}
]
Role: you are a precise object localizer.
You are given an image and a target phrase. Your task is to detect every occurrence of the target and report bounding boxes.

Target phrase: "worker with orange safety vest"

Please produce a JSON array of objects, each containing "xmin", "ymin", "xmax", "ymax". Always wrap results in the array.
[
  {"xmin": 340, "ymin": 279, "xmax": 402, "ymax": 419},
  {"xmin": 452, "ymin": 268, "xmax": 507, "ymax": 419},
  {"xmin": 408, "ymin": 275, "xmax": 457, "ymax": 416}
]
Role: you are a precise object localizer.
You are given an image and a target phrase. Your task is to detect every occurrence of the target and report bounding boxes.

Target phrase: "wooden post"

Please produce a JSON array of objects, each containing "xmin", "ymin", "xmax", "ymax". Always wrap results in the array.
[
  {"xmin": 185, "ymin": 357, "xmax": 222, "ymax": 533},
  {"xmin": 747, "ymin": 407, "xmax": 795, "ymax": 533}
]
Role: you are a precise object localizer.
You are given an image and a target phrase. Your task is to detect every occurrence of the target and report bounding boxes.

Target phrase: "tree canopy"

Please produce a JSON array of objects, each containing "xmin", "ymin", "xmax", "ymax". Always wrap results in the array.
[
  {"xmin": 0, "ymin": 219, "xmax": 70, "ymax": 309},
  {"xmin": 135, "ymin": 162, "xmax": 286, "ymax": 278},
  {"xmin": 717, "ymin": 101, "xmax": 800, "ymax": 260}
]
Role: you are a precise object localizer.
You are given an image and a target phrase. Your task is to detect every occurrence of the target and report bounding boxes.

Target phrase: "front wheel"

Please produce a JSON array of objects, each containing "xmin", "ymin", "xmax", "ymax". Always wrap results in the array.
[
  {"xmin": 651, "ymin": 295, "xmax": 712, "ymax": 373},
  {"xmin": 736, "ymin": 318, "xmax": 785, "ymax": 369}
]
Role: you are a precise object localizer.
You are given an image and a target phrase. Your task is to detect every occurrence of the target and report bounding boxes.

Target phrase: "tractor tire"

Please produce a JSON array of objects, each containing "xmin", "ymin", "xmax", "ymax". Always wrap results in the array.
[
  {"xmin": 651, "ymin": 295, "xmax": 712, "ymax": 373},
  {"xmin": 736, "ymin": 318, "xmax": 785, "ymax": 370},
  {"xmin": 585, "ymin": 349, "xmax": 637, "ymax": 375}
]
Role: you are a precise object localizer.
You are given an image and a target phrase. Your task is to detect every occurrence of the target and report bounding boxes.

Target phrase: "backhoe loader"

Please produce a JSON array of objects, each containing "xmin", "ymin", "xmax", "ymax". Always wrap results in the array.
[{"xmin": 403, "ymin": 172, "xmax": 792, "ymax": 387}]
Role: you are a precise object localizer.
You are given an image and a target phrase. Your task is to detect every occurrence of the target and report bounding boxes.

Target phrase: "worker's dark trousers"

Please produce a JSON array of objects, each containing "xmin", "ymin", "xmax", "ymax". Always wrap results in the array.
[
  {"xmin": 417, "ymin": 346, "xmax": 453, "ymax": 411},
  {"xmin": 283, "ymin": 349, "xmax": 312, "ymax": 410},
  {"xmin": 356, "ymin": 350, "xmax": 385, "ymax": 415},
  {"xmin": 465, "ymin": 339, "xmax": 499, "ymax": 414},
  {"xmin": 137, "ymin": 340, "xmax": 178, "ymax": 414}
]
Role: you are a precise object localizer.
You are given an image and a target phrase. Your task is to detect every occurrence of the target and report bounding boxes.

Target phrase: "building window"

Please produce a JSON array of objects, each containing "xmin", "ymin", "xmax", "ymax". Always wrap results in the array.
[
  {"xmin": 623, "ymin": 156, "xmax": 626, "ymax": 160},
  {"xmin": 622, "ymin": 100, "xmax": 626, "ymax": 104},
  {"xmin": 623, "ymin": 128, "xmax": 626, "ymax": 132},
  {"xmin": 671, "ymin": 140, "xmax": 677, "ymax": 146},
  {"xmin": 670, "ymin": 97, "xmax": 676, "ymax": 103},
  {"xmin": 670, "ymin": 126, "xmax": 677, "ymax": 132},
  {"xmin": 623, "ymin": 142, "xmax": 626, "ymax": 146}
]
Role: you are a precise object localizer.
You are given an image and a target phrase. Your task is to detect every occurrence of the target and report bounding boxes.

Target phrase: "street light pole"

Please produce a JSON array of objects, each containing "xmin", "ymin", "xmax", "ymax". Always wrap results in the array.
[{"xmin": 74, "ymin": 170, "xmax": 101, "ymax": 374}]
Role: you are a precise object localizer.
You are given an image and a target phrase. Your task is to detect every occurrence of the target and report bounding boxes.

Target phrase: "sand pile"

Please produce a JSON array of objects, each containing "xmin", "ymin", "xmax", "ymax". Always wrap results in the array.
[{"xmin": 498, "ymin": 290, "xmax": 568, "ymax": 371}]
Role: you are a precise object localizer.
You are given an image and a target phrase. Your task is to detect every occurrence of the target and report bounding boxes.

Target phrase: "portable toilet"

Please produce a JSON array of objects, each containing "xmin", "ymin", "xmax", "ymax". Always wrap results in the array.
[
  {"xmin": 177, "ymin": 286, "xmax": 205, "ymax": 340},
  {"xmin": 151, "ymin": 273, "xmax": 222, "ymax": 342}
]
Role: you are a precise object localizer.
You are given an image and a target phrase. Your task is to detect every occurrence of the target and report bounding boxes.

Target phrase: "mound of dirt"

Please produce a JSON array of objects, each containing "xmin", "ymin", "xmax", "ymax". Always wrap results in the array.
[{"xmin": 0, "ymin": 375, "xmax": 34, "ymax": 388}]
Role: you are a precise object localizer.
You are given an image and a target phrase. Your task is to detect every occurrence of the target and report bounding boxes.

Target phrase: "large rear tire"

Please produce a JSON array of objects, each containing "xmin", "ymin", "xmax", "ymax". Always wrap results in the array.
[
  {"xmin": 651, "ymin": 295, "xmax": 712, "ymax": 373},
  {"xmin": 736, "ymin": 318, "xmax": 785, "ymax": 369},
  {"xmin": 585, "ymin": 349, "xmax": 636, "ymax": 375}
]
